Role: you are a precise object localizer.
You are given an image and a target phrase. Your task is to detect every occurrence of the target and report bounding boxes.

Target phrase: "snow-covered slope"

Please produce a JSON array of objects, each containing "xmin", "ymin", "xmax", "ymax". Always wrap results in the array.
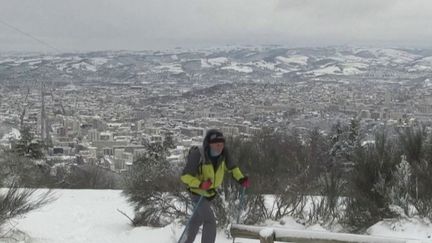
[
  {"xmin": 7, "ymin": 189, "xmax": 432, "ymax": 243},
  {"xmin": 11, "ymin": 189, "xmax": 255, "ymax": 243}
]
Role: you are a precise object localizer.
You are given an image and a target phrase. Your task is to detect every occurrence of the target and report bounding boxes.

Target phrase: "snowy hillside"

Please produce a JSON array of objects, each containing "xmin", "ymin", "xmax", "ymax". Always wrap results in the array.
[
  {"xmin": 2, "ymin": 47, "xmax": 432, "ymax": 83},
  {"xmin": 5, "ymin": 189, "xmax": 432, "ymax": 243}
]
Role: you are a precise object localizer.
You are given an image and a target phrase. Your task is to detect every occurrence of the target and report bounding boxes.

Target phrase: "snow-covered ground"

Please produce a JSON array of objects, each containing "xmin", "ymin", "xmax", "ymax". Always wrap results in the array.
[
  {"xmin": 5, "ymin": 189, "xmax": 432, "ymax": 243},
  {"xmin": 7, "ymin": 190, "xmax": 256, "ymax": 243}
]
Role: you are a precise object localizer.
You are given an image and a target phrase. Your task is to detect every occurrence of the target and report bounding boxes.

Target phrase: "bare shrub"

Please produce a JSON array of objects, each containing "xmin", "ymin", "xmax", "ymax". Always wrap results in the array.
[{"xmin": 0, "ymin": 181, "xmax": 53, "ymax": 239}]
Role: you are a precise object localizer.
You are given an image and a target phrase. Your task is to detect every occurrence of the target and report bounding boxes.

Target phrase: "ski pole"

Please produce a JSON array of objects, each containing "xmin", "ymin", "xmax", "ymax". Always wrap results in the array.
[
  {"xmin": 177, "ymin": 195, "xmax": 204, "ymax": 243},
  {"xmin": 236, "ymin": 187, "xmax": 246, "ymax": 223},
  {"xmin": 232, "ymin": 187, "xmax": 246, "ymax": 243}
]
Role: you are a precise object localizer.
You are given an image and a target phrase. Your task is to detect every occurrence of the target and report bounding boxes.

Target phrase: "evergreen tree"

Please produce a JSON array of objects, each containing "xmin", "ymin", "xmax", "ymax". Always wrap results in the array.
[
  {"xmin": 389, "ymin": 155, "xmax": 412, "ymax": 217},
  {"xmin": 122, "ymin": 140, "xmax": 183, "ymax": 226},
  {"xmin": 399, "ymin": 125, "xmax": 432, "ymax": 217},
  {"xmin": 344, "ymin": 130, "xmax": 400, "ymax": 231},
  {"xmin": 11, "ymin": 126, "xmax": 44, "ymax": 159}
]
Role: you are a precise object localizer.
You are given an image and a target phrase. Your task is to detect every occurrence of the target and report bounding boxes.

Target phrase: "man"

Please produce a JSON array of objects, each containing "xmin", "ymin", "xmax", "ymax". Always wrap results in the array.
[{"xmin": 180, "ymin": 129, "xmax": 249, "ymax": 243}]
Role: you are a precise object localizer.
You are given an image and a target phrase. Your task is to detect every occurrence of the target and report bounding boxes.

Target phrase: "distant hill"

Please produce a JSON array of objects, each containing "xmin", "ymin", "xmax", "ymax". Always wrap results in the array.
[{"xmin": 1, "ymin": 46, "xmax": 431, "ymax": 86}]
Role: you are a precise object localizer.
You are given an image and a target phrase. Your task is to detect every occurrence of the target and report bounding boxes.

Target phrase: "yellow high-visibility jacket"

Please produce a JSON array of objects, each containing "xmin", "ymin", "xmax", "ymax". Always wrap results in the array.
[{"xmin": 181, "ymin": 146, "xmax": 245, "ymax": 197}]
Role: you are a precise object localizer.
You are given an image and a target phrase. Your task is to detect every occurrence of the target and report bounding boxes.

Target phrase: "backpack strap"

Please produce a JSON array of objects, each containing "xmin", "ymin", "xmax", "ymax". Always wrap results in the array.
[
  {"xmin": 195, "ymin": 146, "xmax": 205, "ymax": 175},
  {"xmin": 197, "ymin": 145, "xmax": 205, "ymax": 165}
]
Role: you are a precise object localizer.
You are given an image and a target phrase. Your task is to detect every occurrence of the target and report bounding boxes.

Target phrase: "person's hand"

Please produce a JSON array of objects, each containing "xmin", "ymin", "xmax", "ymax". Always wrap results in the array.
[
  {"xmin": 199, "ymin": 179, "xmax": 212, "ymax": 190},
  {"xmin": 239, "ymin": 176, "xmax": 250, "ymax": 188}
]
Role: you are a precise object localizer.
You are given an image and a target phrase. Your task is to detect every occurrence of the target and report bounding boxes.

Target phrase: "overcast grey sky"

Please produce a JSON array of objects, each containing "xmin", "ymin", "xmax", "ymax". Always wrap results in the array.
[{"xmin": 1, "ymin": 0, "xmax": 432, "ymax": 53}]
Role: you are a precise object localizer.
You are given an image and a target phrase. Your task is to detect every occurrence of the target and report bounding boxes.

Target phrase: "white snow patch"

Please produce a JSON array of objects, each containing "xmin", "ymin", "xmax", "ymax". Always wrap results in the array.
[
  {"xmin": 276, "ymin": 55, "xmax": 308, "ymax": 65},
  {"xmin": 0, "ymin": 58, "xmax": 15, "ymax": 64},
  {"xmin": 28, "ymin": 60, "xmax": 42, "ymax": 66},
  {"xmin": 71, "ymin": 62, "xmax": 97, "ymax": 72},
  {"xmin": 0, "ymin": 128, "xmax": 20, "ymax": 143},
  {"xmin": 259, "ymin": 228, "xmax": 274, "ymax": 238},
  {"xmin": 332, "ymin": 54, "xmax": 367, "ymax": 62},
  {"xmin": 409, "ymin": 65, "xmax": 432, "ymax": 72},
  {"xmin": 13, "ymin": 57, "xmax": 43, "ymax": 64},
  {"xmin": 307, "ymin": 224, "xmax": 328, "ymax": 232},
  {"xmin": 206, "ymin": 57, "xmax": 229, "ymax": 66},
  {"xmin": 200, "ymin": 59, "xmax": 212, "ymax": 68},
  {"xmin": 221, "ymin": 64, "xmax": 253, "ymax": 73},
  {"xmin": 307, "ymin": 66, "xmax": 342, "ymax": 76},
  {"xmin": 367, "ymin": 217, "xmax": 432, "ymax": 240},
  {"xmin": 409, "ymin": 56, "xmax": 432, "ymax": 72},
  {"xmin": 342, "ymin": 67, "xmax": 364, "ymax": 75},
  {"xmin": 373, "ymin": 48, "xmax": 421, "ymax": 64},
  {"xmin": 362, "ymin": 140, "xmax": 376, "ymax": 146},
  {"xmin": 342, "ymin": 62, "xmax": 369, "ymax": 69},
  {"xmin": 154, "ymin": 63, "xmax": 184, "ymax": 74},
  {"xmin": 90, "ymin": 58, "xmax": 109, "ymax": 66}
]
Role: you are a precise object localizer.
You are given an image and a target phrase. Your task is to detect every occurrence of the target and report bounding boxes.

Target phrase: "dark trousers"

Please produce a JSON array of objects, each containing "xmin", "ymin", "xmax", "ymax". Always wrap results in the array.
[{"xmin": 183, "ymin": 194, "xmax": 216, "ymax": 243}]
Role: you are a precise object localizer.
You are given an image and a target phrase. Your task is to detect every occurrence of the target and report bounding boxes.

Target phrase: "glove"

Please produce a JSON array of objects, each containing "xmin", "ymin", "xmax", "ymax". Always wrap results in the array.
[
  {"xmin": 239, "ymin": 176, "xmax": 250, "ymax": 188},
  {"xmin": 199, "ymin": 179, "xmax": 212, "ymax": 190}
]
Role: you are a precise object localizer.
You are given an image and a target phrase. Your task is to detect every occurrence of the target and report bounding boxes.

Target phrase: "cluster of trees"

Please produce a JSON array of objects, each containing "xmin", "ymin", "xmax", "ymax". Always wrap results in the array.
[{"xmin": 123, "ymin": 121, "xmax": 432, "ymax": 233}]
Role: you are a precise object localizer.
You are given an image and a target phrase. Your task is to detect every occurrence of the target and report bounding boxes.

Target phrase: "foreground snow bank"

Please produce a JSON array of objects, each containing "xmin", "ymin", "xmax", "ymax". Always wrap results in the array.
[
  {"xmin": 368, "ymin": 217, "xmax": 432, "ymax": 240},
  {"xmin": 6, "ymin": 189, "xmax": 432, "ymax": 243},
  {"xmin": 10, "ymin": 189, "xmax": 256, "ymax": 243}
]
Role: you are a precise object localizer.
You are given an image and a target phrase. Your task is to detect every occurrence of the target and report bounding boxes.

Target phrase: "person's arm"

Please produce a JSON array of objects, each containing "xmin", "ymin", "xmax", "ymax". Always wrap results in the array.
[{"xmin": 180, "ymin": 148, "xmax": 202, "ymax": 188}]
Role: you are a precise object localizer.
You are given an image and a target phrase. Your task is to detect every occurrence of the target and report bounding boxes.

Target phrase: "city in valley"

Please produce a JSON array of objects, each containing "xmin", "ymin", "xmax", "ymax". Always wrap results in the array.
[{"xmin": 1, "ymin": 46, "xmax": 432, "ymax": 174}]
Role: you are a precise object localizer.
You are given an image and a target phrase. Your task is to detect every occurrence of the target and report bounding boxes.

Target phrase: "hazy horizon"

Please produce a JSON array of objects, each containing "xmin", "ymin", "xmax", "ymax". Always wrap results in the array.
[{"xmin": 1, "ymin": 0, "xmax": 432, "ymax": 53}]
